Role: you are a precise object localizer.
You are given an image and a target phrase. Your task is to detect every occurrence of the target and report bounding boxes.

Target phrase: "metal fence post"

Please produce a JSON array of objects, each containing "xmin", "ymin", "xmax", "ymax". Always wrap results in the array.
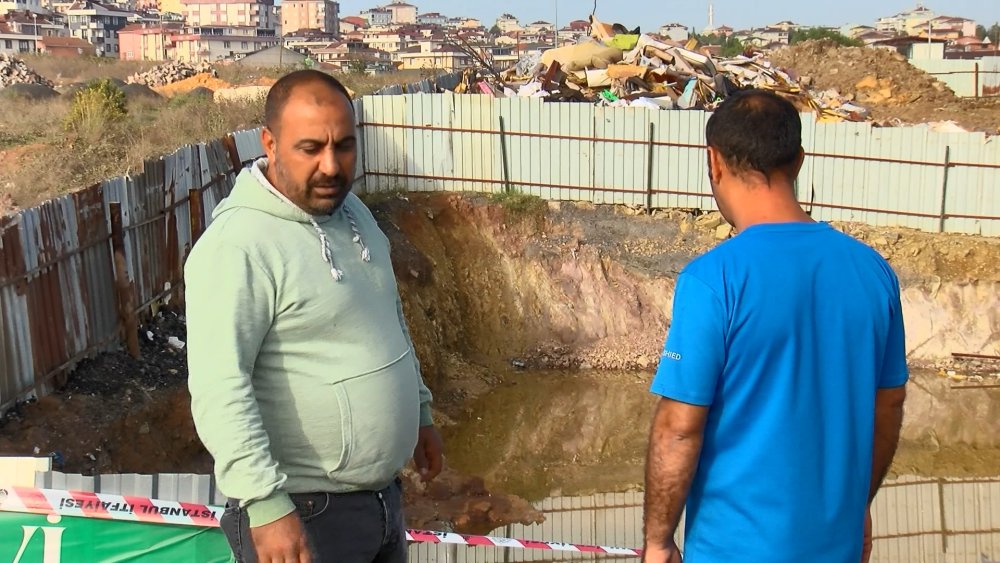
[
  {"xmin": 109, "ymin": 202, "xmax": 140, "ymax": 359},
  {"xmin": 499, "ymin": 115, "xmax": 512, "ymax": 194},
  {"xmin": 646, "ymin": 122, "xmax": 655, "ymax": 215},
  {"xmin": 938, "ymin": 146, "xmax": 951, "ymax": 233},
  {"xmin": 937, "ymin": 478, "xmax": 948, "ymax": 554},
  {"xmin": 189, "ymin": 188, "xmax": 205, "ymax": 247}
]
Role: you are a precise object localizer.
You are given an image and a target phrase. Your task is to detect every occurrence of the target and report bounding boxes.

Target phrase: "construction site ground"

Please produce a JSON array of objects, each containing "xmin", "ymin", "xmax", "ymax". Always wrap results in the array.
[{"xmin": 0, "ymin": 193, "xmax": 997, "ymax": 532}]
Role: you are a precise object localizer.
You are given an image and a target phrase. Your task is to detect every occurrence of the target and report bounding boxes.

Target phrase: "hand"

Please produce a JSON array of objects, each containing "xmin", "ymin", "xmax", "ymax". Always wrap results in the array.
[
  {"xmin": 250, "ymin": 511, "xmax": 312, "ymax": 563},
  {"xmin": 861, "ymin": 507, "xmax": 873, "ymax": 563},
  {"xmin": 642, "ymin": 540, "xmax": 682, "ymax": 563},
  {"xmin": 413, "ymin": 425, "xmax": 444, "ymax": 482}
]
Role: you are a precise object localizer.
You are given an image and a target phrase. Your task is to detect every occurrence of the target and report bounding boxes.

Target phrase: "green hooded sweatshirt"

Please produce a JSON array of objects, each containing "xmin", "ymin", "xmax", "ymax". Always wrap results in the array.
[{"xmin": 185, "ymin": 159, "xmax": 433, "ymax": 527}]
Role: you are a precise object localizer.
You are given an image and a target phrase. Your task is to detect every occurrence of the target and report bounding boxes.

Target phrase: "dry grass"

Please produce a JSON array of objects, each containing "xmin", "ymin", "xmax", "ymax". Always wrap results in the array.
[
  {"xmin": 0, "ymin": 93, "xmax": 264, "ymax": 209},
  {"xmin": 0, "ymin": 56, "xmax": 448, "ymax": 213},
  {"xmin": 22, "ymin": 54, "xmax": 158, "ymax": 86}
]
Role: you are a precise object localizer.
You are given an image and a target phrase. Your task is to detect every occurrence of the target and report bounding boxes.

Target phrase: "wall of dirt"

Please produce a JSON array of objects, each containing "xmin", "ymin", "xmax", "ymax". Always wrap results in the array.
[{"xmin": 383, "ymin": 194, "xmax": 1000, "ymax": 393}]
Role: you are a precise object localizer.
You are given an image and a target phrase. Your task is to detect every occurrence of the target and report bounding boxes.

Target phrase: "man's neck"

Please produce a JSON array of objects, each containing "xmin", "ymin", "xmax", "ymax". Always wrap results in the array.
[{"xmin": 729, "ymin": 181, "xmax": 813, "ymax": 232}]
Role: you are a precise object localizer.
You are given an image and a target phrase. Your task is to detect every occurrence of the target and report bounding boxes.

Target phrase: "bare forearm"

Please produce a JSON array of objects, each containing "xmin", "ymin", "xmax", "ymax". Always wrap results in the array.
[
  {"xmin": 869, "ymin": 387, "xmax": 906, "ymax": 504},
  {"xmin": 644, "ymin": 402, "xmax": 704, "ymax": 549}
]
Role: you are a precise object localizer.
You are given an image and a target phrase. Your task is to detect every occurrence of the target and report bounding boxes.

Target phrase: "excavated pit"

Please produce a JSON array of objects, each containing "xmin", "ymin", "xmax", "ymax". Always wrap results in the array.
[{"xmin": 1, "ymin": 192, "xmax": 998, "ymax": 520}]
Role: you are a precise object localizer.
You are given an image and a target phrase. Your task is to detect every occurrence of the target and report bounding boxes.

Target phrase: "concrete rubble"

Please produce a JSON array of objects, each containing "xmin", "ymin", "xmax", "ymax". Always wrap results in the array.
[
  {"xmin": 127, "ymin": 61, "xmax": 217, "ymax": 88},
  {"xmin": 0, "ymin": 54, "xmax": 53, "ymax": 89},
  {"xmin": 452, "ymin": 15, "xmax": 873, "ymax": 122}
]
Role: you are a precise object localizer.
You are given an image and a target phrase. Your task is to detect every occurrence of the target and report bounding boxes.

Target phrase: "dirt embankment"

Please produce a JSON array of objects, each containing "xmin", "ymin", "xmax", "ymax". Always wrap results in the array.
[
  {"xmin": 386, "ymin": 194, "xmax": 1000, "ymax": 381},
  {"xmin": 770, "ymin": 40, "xmax": 1000, "ymax": 133},
  {"xmin": 0, "ymin": 193, "xmax": 997, "ymax": 509}
]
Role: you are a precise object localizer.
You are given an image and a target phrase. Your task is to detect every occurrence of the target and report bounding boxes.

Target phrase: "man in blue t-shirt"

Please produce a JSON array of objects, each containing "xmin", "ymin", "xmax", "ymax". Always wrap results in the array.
[{"xmin": 642, "ymin": 90, "xmax": 908, "ymax": 563}]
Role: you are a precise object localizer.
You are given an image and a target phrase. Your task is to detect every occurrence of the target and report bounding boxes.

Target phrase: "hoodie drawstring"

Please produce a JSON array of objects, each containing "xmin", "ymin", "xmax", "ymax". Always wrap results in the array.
[
  {"xmin": 251, "ymin": 158, "xmax": 371, "ymax": 283},
  {"xmin": 309, "ymin": 217, "xmax": 344, "ymax": 282},
  {"xmin": 308, "ymin": 204, "xmax": 371, "ymax": 283}
]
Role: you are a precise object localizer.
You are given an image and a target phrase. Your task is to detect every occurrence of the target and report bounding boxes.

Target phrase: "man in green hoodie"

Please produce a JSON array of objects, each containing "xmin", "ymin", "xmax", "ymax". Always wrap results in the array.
[{"xmin": 185, "ymin": 70, "xmax": 443, "ymax": 562}]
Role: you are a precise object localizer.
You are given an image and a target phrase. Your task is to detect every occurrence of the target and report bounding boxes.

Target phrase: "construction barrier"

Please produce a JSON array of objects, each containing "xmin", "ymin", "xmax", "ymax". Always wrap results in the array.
[{"xmin": 0, "ymin": 486, "xmax": 643, "ymax": 560}]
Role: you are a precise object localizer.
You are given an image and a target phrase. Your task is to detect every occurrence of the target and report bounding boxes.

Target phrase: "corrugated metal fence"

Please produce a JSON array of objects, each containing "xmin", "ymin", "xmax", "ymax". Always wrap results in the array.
[
  {"xmin": 359, "ymin": 92, "xmax": 1000, "ymax": 237},
  {"xmin": 0, "ymin": 102, "xmax": 364, "ymax": 413},
  {"xmin": 28, "ymin": 470, "xmax": 1000, "ymax": 562},
  {"xmin": 0, "ymin": 132, "xmax": 247, "ymax": 412}
]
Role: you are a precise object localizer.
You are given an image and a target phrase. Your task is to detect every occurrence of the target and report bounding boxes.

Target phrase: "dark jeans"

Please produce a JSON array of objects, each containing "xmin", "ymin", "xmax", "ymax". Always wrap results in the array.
[{"xmin": 220, "ymin": 478, "xmax": 407, "ymax": 563}]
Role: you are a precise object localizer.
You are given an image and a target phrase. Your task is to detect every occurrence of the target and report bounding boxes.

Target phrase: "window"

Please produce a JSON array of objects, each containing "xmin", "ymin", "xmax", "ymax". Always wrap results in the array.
[
  {"xmin": 114, "ymin": 44, "xmax": 119, "ymax": 52},
  {"xmin": 126, "ymin": 50, "xmax": 133, "ymax": 58},
  {"xmin": 4, "ymin": 40, "xmax": 11, "ymax": 49},
  {"xmin": 223, "ymin": 41, "xmax": 231, "ymax": 48},
  {"xmin": 19, "ymin": 40, "xmax": 30, "ymax": 51}
]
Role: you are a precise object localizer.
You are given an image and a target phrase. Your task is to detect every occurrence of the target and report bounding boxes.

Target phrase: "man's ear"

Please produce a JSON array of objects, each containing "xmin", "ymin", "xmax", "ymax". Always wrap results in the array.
[
  {"xmin": 707, "ymin": 146, "xmax": 725, "ymax": 186},
  {"xmin": 262, "ymin": 127, "xmax": 277, "ymax": 162},
  {"xmin": 791, "ymin": 147, "xmax": 805, "ymax": 178}
]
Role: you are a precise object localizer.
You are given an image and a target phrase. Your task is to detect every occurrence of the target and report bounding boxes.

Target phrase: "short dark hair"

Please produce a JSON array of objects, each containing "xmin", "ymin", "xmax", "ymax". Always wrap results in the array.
[
  {"xmin": 264, "ymin": 70, "xmax": 353, "ymax": 132},
  {"xmin": 705, "ymin": 89, "xmax": 802, "ymax": 177}
]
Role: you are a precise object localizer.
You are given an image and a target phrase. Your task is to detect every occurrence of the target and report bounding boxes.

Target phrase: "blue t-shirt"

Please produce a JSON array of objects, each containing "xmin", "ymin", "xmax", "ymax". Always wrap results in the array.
[{"xmin": 650, "ymin": 222, "xmax": 908, "ymax": 563}]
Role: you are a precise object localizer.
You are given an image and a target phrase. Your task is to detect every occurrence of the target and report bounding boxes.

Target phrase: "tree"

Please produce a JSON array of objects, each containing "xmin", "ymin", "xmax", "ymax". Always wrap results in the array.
[
  {"xmin": 989, "ymin": 23, "xmax": 1000, "ymax": 45},
  {"xmin": 976, "ymin": 24, "xmax": 988, "ymax": 40},
  {"xmin": 489, "ymin": 24, "xmax": 502, "ymax": 36},
  {"xmin": 719, "ymin": 37, "xmax": 746, "ymax": 57},
  {"xmin": 789, "ymin": 28, "xmax": 863, "ymax": 47}
]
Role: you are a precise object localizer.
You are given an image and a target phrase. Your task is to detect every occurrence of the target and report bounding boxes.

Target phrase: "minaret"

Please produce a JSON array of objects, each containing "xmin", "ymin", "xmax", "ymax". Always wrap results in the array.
[{"xmin": 708, "ymin": 1, "xmax": 715, "ymax": 31}]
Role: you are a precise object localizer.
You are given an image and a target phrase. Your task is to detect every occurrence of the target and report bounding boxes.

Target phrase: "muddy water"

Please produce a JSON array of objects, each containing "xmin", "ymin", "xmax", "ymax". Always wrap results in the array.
[
  {"xmin": 442, "ymin": 369, "xmax": 655, "ymax": 501},
  {"xmin": 442, "ymin": 368, "xmax": 1000, "ymax": 502}
]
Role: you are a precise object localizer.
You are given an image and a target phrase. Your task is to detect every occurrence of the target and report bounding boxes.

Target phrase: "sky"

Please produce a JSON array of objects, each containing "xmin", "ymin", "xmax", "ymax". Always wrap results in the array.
[{"xmin": 335, "ymin": 0, "xmax": 998, "ymax": 31}]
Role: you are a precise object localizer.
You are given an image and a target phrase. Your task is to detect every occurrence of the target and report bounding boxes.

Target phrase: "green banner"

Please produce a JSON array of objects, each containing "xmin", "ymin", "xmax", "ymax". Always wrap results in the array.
[{"xmin": 0, "ymin": 510, "xmax": 233, "ymax": 562}]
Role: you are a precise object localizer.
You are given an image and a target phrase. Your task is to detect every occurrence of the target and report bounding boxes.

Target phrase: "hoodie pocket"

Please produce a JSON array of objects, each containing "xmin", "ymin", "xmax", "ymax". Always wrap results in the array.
[{"xmin": 332, "ymin": 384, "xmax": 354, "ymax": 472}]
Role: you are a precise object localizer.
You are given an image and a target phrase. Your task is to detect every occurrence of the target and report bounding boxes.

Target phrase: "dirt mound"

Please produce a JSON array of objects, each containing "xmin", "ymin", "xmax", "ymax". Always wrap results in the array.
[
  {"xmin": 1, "ymin": 83, "xmax": 59, "ymax": 101},
  {"xmin": 154, "ymin": 72, "xmax": 232, "ymax": 97},
  {"xmin": 120, "ymin": 83, "xmax": 163, "ymax": 102},
  {"xmin": 771, "ymin": 40, "xmax": 956, "ymax": 106},
  {"xmin": 770, "ymin": 40, "xmax": 1000, "ymax": 132}
]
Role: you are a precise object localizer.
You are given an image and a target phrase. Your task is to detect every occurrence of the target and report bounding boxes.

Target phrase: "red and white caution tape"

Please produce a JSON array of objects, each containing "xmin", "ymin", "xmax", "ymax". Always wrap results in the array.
[
  {"xmin": 405, "ymin": 529, "xmax": 642, "ymax": 556},
  {"xmin": 1, "ymin": 486, "xmax": 643, "ymax": 556},
  {"xmin": 0, "ymin": 486, "xmax": 222, "ymax": 527}
]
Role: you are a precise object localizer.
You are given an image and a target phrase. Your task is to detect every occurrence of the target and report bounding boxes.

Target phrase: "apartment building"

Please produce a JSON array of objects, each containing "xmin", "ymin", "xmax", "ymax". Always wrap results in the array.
[
  {"xmin": 0, "ymin": 28, "xmax": 35, "ymax": 53},
  {"xmin": 281, "ymin": 0, "xmax": 337, "ymax": 34},
  {"xmin": 172, "ymin": 25, "xmax": 276, "ymax": 61},
  {"xmin": 383, "ymin": 1, "xmax": 413, "ymax": 24},
  {"xmin": 66, "ymin": 0, "xmax": 134, "ymax": 56},
  {"xmin": 180, "ymin": 0, "xmax": 277, "ymax": 33},
  {"xmin": 0, "ymin": 0, "xmax": 44, "ymax": 16},
  {"xmin": 118, "ymin": 21, "xmax": 181, "ymax": 59}
]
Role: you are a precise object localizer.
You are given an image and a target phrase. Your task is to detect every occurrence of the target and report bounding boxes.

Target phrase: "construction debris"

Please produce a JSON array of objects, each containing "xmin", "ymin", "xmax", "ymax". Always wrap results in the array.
[
  {"xmin": 0, "ymin": 54, "xmax": 53, "ymax": 89},
  {"xmin": 127, "ymin": 61, "xmax": 217, "ymax": 89},
  {"xmin": 450, "ymin": 16, "xmax": 875, "ymax": 122}
]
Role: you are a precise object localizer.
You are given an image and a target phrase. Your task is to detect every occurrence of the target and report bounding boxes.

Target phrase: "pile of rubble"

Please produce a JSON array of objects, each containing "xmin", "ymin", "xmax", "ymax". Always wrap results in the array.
[
  {"xmin": 127, "ymin": 61, "xmax": 217, "ymax": 88},
  {"xmin": 453, "ymin": 16, "xmax": 871, "ymax": 122},
  {"xmin": 0, "ymin": 53, "xmax": 53, "ymax": 89}
]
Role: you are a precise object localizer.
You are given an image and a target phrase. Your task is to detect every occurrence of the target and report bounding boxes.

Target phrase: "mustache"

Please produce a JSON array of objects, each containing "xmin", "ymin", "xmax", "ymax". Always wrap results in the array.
[{"xmin": 309, "ymin": 176, "xmax": 350, "ymax": 189}]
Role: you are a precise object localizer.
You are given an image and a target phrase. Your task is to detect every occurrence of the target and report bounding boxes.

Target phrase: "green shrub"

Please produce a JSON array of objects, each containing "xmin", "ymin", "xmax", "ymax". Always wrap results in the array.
[
  {"xmin": 489, "ymin": 191, "xmax": 545, "ymax": 216},
  {"xmin": 64, "ymin": 79, "xmax": 128, "ymax": 143}
]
